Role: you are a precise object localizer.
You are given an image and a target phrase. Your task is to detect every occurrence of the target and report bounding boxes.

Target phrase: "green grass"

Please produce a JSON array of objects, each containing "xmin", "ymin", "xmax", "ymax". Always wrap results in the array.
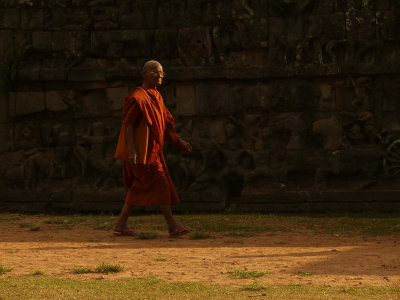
[
  {"xmin": 136, "ymin": 232, "xmax": 158, "ymax": 240},
  {"xmin": 228, "ymin": 269, "xmax": 268, "ymax": 279},
  {"xmin": 5, "ymin": 212, "xmax": 400, "ymax": 237},
  {"xmin": 32, "ymin": 270, "xmax": 44, "ymax": 276},
  {"xmin": 0, "ymin": 266, "xmax": 12, "ymax": 275},
  {"xmin": 240, "ymin": 281, "xmax": 268, "ymax": 291},
  {"xmin": 189, "ymin": 232, "xmax": 212, "ymax": 239},
  {"xmin": 154, "ymin": 259, "xmax": 167, "ymax": 262},
  {"xmin": 1, "ymin": 277, "xmax": 399, "ymax": 300},
  {"xmin": 93, "ymin": 264, "xmax": 123, "ymax": 274},
  {"xmin": 19, "ymin": 222, "xmax": 31, "ymax": 228}
]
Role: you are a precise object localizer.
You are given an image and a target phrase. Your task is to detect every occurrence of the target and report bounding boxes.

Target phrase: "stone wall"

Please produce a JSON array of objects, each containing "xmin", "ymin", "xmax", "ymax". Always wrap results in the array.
[{"xmin": 1, "ymin": 0, "xmax": 400, "ymax": 212}]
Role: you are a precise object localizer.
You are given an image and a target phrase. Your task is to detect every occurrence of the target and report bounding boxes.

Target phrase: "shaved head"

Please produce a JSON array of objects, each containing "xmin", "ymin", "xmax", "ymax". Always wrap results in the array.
[{"xmin": 142, "ymin": 60, "xmax": 162, "ymax": 72}]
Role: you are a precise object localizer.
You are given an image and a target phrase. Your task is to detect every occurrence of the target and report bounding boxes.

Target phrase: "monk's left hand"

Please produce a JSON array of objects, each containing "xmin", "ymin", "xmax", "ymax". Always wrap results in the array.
[{"xmin": 178, "ymin": 139, "xmax": 192, "ymax": 154}]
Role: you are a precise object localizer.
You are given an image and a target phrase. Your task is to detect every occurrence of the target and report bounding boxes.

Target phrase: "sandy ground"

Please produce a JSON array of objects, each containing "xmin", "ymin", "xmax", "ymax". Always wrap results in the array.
[{"xmin": 1, "ymin": 221, "xmax": 399, "ymax": 288}]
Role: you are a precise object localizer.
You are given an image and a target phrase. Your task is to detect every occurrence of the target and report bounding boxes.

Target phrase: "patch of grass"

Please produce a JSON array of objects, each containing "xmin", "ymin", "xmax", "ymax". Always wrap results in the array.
[
  {"xmin": 296, "ymin": 271, "xmax": 314, "ymax": 277},
  {"xmin": 19, "ymin": 223, "xmax": 31, "ymax": 228},
  {"xmin": 44, "ymin": 219, "xmax": 71, "ymax": 225},
  {"xmin": 154, "ymin": 259, "xmax": 167, "ymax": 262},
  {"xmin": 4, "ymin": 212, "xmax": 400, "ymax": 237},
  {"xmin": 1, "ymin": 277, "xmax": 400, "ymax": 299},
  {"xmin": 136, "ymin": 232, "xmax": 158, "ymax": 240},
  {"xmin": 189, "ymin": 232, "xmax": 212, "ymax": 239},
  {"xmin": 32, "ymin": 270, "xmax": 44, "ymax": 276},
  {"xmin": 93, "ymin": 222, "xmax": 113, "ymax": 231},
  {"xmin": 86, "ymin": 239, "xmax": 101, "ymax": 243},
  {"xmin": 71, "ymin": 267, "xmax": 92, "ymax": 274},
  {"xmin": 223, "ymin": 232, "xmax": 254, "ymax": 237},
  {"xmin": 93, "ymin": 263, "xmax": 123, "ymax": 274},
  {"xmin": 0, "ymin": 266, "xmax": 12, "ymax": 275},
  {"xmin": 228, "ymin": 269, "xmax": 268, "ymax": 279},
  {"xmin": 189, "ymin": 231, "xmax": 212, "ymax": 239},
  {"xmin": 239, "ymin": 281, "xmax": 267, "ymax": 291}
]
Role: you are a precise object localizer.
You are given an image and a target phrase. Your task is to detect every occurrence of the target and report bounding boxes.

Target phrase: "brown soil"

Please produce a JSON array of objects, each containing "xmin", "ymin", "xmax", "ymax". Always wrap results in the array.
[{"xmin": 1, "ymin": 220, "xmax": 399, "ymax": 288}]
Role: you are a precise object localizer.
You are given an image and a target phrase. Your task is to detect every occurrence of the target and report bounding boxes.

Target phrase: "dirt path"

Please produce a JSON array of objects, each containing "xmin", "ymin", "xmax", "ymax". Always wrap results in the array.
[{"xmin": 1, "ymin": 222, "xmax": 399, "ymax": 288}]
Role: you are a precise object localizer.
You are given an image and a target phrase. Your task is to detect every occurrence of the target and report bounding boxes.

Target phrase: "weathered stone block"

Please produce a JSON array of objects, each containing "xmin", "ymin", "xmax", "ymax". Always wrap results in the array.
[
  {"xmin": 269, "ymin": 0, "xmax": 318, "ymax": 16},
  {"xmin": 44, "ymin": 8, "xmax": 91, "ymax": 30},
  {"xmin": 106, "ymin": 86, "xmax": 129, "ymax": 111},
  {"xmin": 305, "ymin": 13, "xmax": 346, "ymax": 40},
  {"xmin": 0, "ymin": 89, "xmax": 7, "ymax": 122},
  {"xmin": 376, "ymin": 0, "xmax": 390, "ymax": 11},
  {"xmin": 15, "ymin": 92, "xmax": 45, "ymax": 115},
  {"xmin": 45, "ymin": 91, "xmax": 69, "ymax": 112},
  {"xmin": 32, "ymin": 31, "xmax": 52, "ymax": 51},
  {"xmin": 91, "ymin": 30, "xmax": 154, "ymax": 58},
  {"xmin": 157, "ymin": 0, "xmax": 188, "ymax": 27},
  {"xmin": 67, "ymin": 58, "xmax": 106, "ymax": 81},
  {"xmin": 72, "ymin": 0, "xmax": 115, "ymax": 6},
  {"xmin": 17, "ymin": 60, "xmax": 41, "ymax": 81},
  {"xmin": 45, "ymin": 0, "xmax": 71, "ymax": 8},
  {"xmin": 79, "ymin": 89, "xmax": 111, "ymax": 117},
  {"xmin": 0, "ymin": 8, "xmax": 20, "ymax": 28},
  {"xmin": 317, "ymin": 83, "xmax": 335, "ymax": 111},
  {"xmin": 186, "ymin": 0, "xmax": 232, "ymax": 25},
  {"xmin": 21, "ymin": 8, "xmax": 43, "ymax": 29},
  {"xmin": 0, "ymin": 122, "xmax": 8, "ymax": 152},
  {"xmin": 13, "ymin": 30, "xmax": 32, "ymax": 59},
  {"xmin": 40, "ymin": 59, "xmax": 67, "ymax": 81},
  {"xmin": 8, "ymin": 92, "xmax": 15, "ymax": 118},
  {"xmin": 226, "ymin": 50, "xmax": 268, "ymax": 69},
  {"xmin": 153, "ymin": 29, "xmax": 178, "ymax": 58},
  {"xmin": 269, "ymin": 17, "xmax": 302, "ymax": 47},
  {"xmin": 345, "ymin": 10, "xmax": 376, "ymax": 39},
  {"xmin": 0, "ymin": 0, "xmax": 18, "ymax": 7},
  {"xmin": 178, "ymin": 27, "xmax": 212, "ymax": 65},
  {"xmin": 91, "ymin": 6, "xmax": 118, "ymax": 29},
  {"xmin": 0, "ymin": 30, "xmax": 13, "ymax": 59},
  {"xmin": 119, "ymin": 0, "xmax": 157, "ymax": 29},
  {"xmin": 105, "ymin": 59, "xmax": 139, "ymax": 80},
  {"xmin": 176, "ymin": 84, "xmax": 196, "ymax": 116},
  {"xmin": 195, "ymin": 83, "xmax": 235, "ymax": 115},
  {"xmin": 377, "ymin": 11, "xmax": 400, "ymax": 41},
  {"xmin": 52, "ymin": 31, "xmax": 90, "ymax": 58},
  {"xmin": 232, "ymin": 18, "xmax": 268, "ymax": 49}
]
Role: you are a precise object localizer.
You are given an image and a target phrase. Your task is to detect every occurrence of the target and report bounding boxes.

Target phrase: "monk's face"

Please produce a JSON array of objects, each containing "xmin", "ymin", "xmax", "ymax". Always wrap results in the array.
[{"xmin": 142, "ymin": 63, "xmax": 165, "ymax": 88}]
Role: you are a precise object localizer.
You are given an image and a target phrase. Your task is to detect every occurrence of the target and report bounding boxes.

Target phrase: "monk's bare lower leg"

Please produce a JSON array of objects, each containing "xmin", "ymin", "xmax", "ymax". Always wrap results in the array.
[
  {"xmin": 159, "ymin": 205, "xmax": 179, "ymax": 233},
  {"xmin": 113, "ymin": 203, "xmax": 135, "ymax": 231}
]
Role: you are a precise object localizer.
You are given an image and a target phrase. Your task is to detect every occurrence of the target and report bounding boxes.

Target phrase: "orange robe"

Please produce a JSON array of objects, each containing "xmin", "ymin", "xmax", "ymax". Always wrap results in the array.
[{"xmin": 114, "ymin": 86, "xmax": 180, "ymax": 206}]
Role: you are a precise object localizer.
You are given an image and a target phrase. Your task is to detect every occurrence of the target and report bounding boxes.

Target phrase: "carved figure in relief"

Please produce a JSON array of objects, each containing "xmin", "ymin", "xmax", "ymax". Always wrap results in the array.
[{"xmin": 78, "ymin": 121, "xmax": 118, "ymax": 187}]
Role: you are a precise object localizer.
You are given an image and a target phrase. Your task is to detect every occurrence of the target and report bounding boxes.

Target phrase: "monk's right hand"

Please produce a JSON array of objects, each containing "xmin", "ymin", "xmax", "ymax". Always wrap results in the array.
[{"xmin": 128, "ymin": 153, "xmax": 138, "ymax": 165}]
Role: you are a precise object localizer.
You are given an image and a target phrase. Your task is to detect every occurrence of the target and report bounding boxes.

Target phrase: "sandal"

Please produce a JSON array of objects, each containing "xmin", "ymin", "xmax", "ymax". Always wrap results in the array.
[
  {"xmin": 168, "ymin": 226, "xmax": 192, "ymax": 238},
  {"xmin": 113, "ymin": 229, "xmax": 136, "ymax": 236}
]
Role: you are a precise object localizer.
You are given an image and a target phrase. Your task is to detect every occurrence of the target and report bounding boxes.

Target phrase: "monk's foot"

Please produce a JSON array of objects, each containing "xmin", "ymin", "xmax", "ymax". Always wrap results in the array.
[
  {"xmin": 168, "ymin": 225, "xmax": 192, "ymax": 238},
  {"xmin": 112, "ymin": 226, "xmax": 136, "ymax": 236},
  {"xmin": 112, "ymin": 223, "xmax": 129, "ymax": 233}
]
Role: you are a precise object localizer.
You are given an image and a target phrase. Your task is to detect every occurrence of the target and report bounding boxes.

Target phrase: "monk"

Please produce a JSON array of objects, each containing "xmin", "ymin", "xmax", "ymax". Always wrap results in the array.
[{"xmin": 113, "ymin": 60, "xmax": 193, "ymax": 238}]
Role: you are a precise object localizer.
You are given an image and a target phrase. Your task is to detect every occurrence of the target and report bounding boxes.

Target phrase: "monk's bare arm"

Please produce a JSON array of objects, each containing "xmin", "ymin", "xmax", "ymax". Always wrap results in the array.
[
  {"xmin": 176, "ymin": 138, "xmax": 192, "ymax": 154},
  {"xmin": 125, "ymin": 122, "xmax": 137, "ymax": 164}
]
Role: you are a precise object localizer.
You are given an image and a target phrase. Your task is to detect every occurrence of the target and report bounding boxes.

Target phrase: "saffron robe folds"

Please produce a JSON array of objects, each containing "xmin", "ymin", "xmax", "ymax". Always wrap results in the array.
[{"xmin": 114, "ymin": 87, "xmax": 180, "ymax": 206}]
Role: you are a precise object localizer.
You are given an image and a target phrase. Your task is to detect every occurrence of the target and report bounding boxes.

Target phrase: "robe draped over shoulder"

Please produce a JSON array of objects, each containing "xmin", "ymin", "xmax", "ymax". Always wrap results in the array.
[{"xmin": 114, "ymin": 87, "xmax": 180, "ymax": 206}]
